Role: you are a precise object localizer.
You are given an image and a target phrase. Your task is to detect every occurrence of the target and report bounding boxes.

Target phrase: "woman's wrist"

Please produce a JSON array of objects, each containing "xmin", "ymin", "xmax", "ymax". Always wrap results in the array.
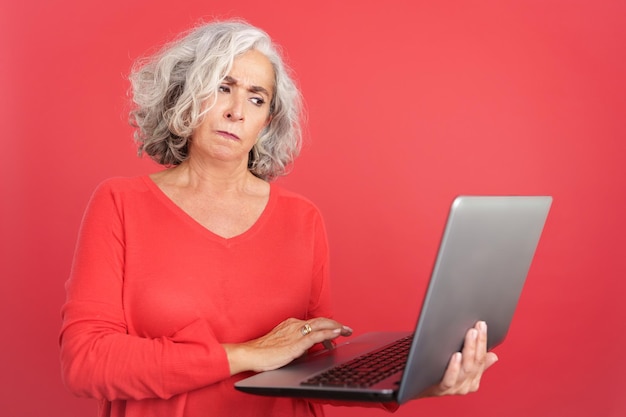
[{"xmin": 223, "ymin": 343, "xmax": 252, "ymax": 376}]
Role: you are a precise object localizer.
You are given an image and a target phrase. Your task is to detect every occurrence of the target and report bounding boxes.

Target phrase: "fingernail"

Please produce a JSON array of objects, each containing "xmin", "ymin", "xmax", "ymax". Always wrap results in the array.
[
  {"xmin": 342, "ymin": 326, "xmax": 353, "ymax": 333},
  {"xmin": 479, "ymin": 321, "xmax": 487, "ymax": 332},
  {"xmin": 333, "ymin": 328, "xmax": 341, "ymax": 334}
]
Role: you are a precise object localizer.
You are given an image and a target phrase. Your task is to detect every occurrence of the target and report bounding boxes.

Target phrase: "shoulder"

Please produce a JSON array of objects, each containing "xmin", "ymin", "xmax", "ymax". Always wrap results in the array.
[
  {"xmin": 269, "ymin": 184, "xmax": 328, "ymax": 237},
  {"xmin": 271, "ymin": 184, "xmax": 322, "ymax": 216},
  {"xmin": 93, "ymin": 176, "xmax": 151, "ymax": 194},
  {"xmin": 86, "ymin": 176, "xmax": 153, "ymax": 210}
]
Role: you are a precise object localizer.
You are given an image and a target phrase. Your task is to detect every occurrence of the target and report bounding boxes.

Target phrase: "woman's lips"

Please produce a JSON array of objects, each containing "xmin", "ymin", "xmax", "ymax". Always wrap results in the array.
[{"xmin": 217, "ymin": 130, "xmax": 240, "ymax": 141}]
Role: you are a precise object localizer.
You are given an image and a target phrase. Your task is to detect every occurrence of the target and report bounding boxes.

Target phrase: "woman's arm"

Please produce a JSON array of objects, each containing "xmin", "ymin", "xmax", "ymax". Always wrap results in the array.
[{"xmin": 59, "ymin": 182, "xmax": 231, "ymax": 401}]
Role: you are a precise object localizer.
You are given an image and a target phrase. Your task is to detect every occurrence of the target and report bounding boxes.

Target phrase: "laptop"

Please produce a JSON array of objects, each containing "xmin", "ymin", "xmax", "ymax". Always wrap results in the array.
[{"xmin": 235, "ymin": 195, "xmax": 552, "ymax": 404}]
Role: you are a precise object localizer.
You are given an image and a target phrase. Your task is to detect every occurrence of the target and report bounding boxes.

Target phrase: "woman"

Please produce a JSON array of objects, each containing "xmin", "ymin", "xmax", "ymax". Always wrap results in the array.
[{"xmin": 60, "ymin": 20, "xmax": 497, "ymax": 417}]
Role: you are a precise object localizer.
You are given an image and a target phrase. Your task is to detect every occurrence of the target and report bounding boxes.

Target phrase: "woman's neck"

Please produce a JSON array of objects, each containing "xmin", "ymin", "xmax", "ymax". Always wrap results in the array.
[{"xmin": 152, "ymin": 158, "xmax": 267, "ymax": 198}]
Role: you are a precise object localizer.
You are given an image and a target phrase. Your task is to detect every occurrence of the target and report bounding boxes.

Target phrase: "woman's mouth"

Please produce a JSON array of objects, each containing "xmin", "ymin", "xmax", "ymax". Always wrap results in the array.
[{"xmin": 217, "ymin": 130, "xmax": 240, "ymax": 141}]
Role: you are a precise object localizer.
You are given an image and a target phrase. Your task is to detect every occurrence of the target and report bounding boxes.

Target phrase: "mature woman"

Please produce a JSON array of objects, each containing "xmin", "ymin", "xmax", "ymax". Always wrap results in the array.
[{"xmin": 59, "ymin": 20, "xmax": 496, "ymax": 417}]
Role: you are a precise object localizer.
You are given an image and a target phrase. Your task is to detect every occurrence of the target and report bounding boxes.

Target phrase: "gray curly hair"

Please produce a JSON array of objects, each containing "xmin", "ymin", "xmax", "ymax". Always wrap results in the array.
[{"xmin": 128, "ymin": 20, "xmax": 303, "ymax": 180}]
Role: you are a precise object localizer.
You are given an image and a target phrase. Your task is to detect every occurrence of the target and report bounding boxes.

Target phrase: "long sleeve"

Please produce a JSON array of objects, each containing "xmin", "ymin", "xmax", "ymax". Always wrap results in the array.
[{"xmin": 60, "ymin": 180, "xmax": 231, "ymax": 401}]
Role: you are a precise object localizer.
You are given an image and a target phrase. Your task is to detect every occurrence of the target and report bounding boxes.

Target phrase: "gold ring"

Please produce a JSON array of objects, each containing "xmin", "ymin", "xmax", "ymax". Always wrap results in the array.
[{"xmin": 301, "ymin": 323, "xmax": 312, "ymax": 336}]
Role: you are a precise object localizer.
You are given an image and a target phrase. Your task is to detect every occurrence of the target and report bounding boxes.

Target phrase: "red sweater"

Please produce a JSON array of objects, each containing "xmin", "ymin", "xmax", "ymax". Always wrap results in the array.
[{"xmin": 60, "ymin": 176, "xmax": 333, "ymax": 417}]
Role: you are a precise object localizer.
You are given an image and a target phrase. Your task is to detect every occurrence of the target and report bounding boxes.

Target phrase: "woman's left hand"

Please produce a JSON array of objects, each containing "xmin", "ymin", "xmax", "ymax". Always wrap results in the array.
[{"xmin": 423, "ymin": 321, "xmax": 498, "ymax": 397}]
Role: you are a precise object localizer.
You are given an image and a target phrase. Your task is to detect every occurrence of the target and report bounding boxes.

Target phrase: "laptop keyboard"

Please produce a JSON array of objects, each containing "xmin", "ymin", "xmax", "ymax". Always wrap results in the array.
[{"xmin": 300, "ymin": 335, "xmax": 413, "ymax": 388}]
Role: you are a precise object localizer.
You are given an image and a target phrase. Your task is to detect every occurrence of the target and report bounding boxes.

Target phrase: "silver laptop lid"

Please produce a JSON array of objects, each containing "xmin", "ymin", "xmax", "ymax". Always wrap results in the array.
[{"xmin": 397, "ymin": 196, "xmax": 552, "ymax": 403}]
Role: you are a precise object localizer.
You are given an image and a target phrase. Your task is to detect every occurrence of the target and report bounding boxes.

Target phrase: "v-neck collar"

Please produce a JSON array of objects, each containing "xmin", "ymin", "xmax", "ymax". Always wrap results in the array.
[{"xmin": 141, "ymin": 175, "xmax": 277, "ymax": 246}]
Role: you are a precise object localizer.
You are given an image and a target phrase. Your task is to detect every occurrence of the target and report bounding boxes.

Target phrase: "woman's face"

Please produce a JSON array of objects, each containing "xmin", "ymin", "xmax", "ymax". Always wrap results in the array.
[{"xmin": 189, "ymin": 49, "xmax": 275, "ymax": 167}]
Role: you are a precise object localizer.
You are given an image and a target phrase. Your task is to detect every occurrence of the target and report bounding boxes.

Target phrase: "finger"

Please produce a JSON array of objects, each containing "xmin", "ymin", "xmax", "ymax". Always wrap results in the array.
[
  {"xmin": 307, "ymin": 318, "xmax": 342, "ymax": 332},
  {"xmin": 295, "ymin": 320, "xmax": 337, "ymax": 343},
  {"xmin": 305, "ymin": 318, "xmax": 353, "ymax": 337},
  {"xmin": 484, "ymin": 352, "xmax": 499, "ymax": 369},
  {"xmin": 473, "ymin": 321, "xmax": 488, "ymax": 364},
  {"xmin": 339, "ymin": 325, "xmax": 353, "ymax": 336},
  {"xmin": 439, "ymin": 352, "xmax": 462, "ymax": 391},
  {"xmin": 306, "ymin": 327, "xmax": 343, "ymax": 345},
  {"xmin": 461, "ymin": 328, "xmax": 479, "ymax": 373}
]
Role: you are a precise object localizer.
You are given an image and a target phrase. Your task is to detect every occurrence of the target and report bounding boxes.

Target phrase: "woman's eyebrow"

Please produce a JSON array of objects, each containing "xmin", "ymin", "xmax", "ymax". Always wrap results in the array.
[{"xmin": 223, "ymin": 75, "xmax": 271, "ymax": 98}]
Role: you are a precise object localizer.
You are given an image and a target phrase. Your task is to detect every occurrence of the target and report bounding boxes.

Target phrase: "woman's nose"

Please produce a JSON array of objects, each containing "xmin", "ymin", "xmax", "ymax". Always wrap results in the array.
[{"xmin": 224, "ymin": 95, "xmax": 244, "ymax": 121}]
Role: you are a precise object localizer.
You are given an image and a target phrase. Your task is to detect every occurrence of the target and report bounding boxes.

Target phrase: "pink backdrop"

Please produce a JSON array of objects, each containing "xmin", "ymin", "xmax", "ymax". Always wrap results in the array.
[{"xmin": 2, "ymin": 1, "xmax": 625, "ymax": 416}]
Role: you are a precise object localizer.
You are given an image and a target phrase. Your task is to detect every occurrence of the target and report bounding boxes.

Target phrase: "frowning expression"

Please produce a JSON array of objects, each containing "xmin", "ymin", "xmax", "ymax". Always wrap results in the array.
[{"xmin": 189, "ymin": 49, "xmax": 274, "ymax": 166}]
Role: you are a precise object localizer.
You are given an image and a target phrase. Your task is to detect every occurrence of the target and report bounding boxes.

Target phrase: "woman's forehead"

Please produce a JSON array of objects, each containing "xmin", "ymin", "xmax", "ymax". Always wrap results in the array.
[{"xmin": 226, "ymin": 50, "xmax": 275, "ymax": 95}]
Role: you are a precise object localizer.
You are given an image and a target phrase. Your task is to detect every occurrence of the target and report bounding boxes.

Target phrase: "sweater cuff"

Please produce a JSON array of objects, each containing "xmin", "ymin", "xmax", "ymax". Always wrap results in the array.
[{"xmin": 161, "ymin": 318, "xmax": 231, "ymax": 397}]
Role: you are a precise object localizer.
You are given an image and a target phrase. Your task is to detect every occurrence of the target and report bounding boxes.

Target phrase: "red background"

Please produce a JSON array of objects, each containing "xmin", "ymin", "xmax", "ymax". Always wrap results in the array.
[{"xmin": 2, "ymin": 1, "xmax": 625, "ymax": 416}]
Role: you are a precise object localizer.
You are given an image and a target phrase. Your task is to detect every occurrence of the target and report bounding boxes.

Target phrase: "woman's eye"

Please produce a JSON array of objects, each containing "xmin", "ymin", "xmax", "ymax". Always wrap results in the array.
[
  {"xmin": 250, "ymin": 97, "xmax": 265, "ymax": 106},
  {"xmin": 218, "ymin": 85, "xmax": 230, "ymax": 93}
]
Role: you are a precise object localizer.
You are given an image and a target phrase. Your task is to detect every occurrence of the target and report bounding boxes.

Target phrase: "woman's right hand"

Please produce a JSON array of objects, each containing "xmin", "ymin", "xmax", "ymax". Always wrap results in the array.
[{"xmin": 223, "ymin": 317, "xmax": 352, "ymax": 375}]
